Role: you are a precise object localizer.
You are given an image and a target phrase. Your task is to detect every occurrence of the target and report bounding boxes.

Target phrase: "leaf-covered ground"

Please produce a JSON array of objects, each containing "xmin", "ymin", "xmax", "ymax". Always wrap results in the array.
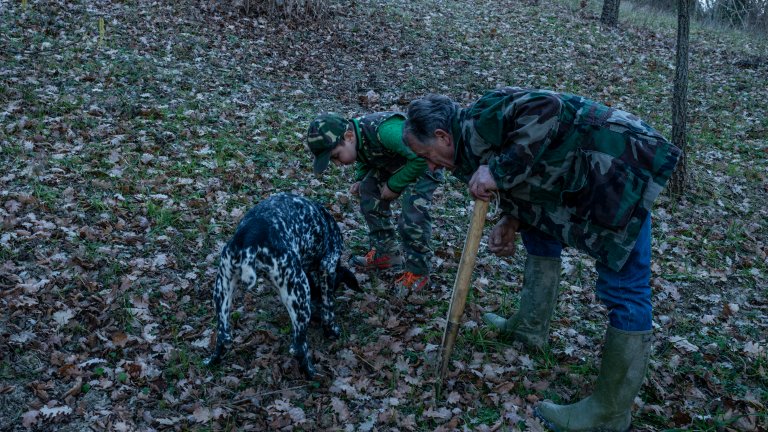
[{"xmin": 1, "ymin": 0, "xmax": 766, "ymax": 430}]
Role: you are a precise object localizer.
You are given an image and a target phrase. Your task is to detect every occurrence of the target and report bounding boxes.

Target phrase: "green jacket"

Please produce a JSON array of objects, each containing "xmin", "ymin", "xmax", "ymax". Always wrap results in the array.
[
  {"xmin": 353, "ymin": 112, "xmax": 428, "ymax": 193},
  {"xmin": 451, "ymin": 87, "xmax": 681, "ymax": 271}
]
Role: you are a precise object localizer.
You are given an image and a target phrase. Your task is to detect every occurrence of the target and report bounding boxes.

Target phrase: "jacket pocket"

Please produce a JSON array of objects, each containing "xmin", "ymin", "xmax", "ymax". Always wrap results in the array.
[{"xmin": 561, "ymin": 150, "xmax": 647, "ymax": 229}]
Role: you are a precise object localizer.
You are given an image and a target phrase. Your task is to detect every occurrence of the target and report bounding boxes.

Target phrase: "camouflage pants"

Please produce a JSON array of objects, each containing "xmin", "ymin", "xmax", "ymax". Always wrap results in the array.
[{"xmin": 359, "ymin": 169, "xmax": 443, "ymax": 275}]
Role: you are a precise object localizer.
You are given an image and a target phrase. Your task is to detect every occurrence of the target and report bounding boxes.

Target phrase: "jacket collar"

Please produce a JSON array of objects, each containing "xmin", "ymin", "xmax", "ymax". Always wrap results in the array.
[
  {"xmin": 351, "ymin": 117, "xmax": 363, "ymax": 151},
  {"xmin": 450, "ymin": 109, "xmax": 466, "ymax": 174}
]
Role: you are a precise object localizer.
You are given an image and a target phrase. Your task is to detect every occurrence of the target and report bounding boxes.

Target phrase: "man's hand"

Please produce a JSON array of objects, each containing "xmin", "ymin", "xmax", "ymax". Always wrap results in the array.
[
  {"xmin": 469, "ymin": 165, "xmax": 498, "ymax": 201},
  {"xmin": 380, "ymin": 184, "xmax": 400, "ymax": 201},
  {"xmin": 350, "ymin": 182, "xmax": 361, "ymax": 196},
  {"xmin": 488, "ymin": 215, "xmax": 520, "ymax": 257}
]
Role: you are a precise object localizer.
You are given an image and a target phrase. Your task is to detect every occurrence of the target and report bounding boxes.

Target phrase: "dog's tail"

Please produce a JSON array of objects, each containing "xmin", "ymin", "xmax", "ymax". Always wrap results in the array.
[{"xmin": 336, "ymin": 262, "xmax": 361, "ymax": 292}]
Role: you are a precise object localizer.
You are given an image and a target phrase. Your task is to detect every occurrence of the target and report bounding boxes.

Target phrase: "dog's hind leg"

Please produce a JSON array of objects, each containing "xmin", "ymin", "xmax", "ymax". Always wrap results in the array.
[
  {"xmin": 270, "ymin": 256, "xmax": 316, "ymax": 378},
  {"xmin": 307, "ymin": 271, "xmax": 323, "ymax": 324},
  {"xmin": 204, "ymin": 247, "xmax": 239, "ymax": 366}
]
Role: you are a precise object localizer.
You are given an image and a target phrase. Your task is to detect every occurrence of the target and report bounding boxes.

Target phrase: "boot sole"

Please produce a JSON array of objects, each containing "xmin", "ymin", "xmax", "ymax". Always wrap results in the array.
[{"xmin": 533, "ymin": 406, "xmax": 632, "ymax": 432}]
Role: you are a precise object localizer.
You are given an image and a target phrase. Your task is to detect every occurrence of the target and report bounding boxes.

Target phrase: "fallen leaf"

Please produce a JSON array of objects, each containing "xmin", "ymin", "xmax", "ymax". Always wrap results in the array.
[
  {"xmin": 193, "ymin": 406, "xmax": 211, "ymax": 423},
  {"xmin": 446, "ymin": 391, "xmax": 462, "ymax": 404},
  {"xmin": 722, "ymin": 302, "xmax": 740, "ymax": 317},
  {"xmin": 19, "ymin": 278, "xmax": 50, "ymax": 294},
  {"xmin": 155, "ymin": 416, "xmax": 183, "ymax": 426},
  {"xmin": 113, "ymin": 421, "xmax": 131, "ymax": 432},
  {"xmin": 423, "ymin": 406, "xmax": 452, "ymax": 420},
  {"xmin": 113, "ymin": 332, "xmax": 128, "ymax": 347},
  {"xmin": 331, "ymin": 397, "xmax": 350, "ymax": 422},
  {"xmin": 53, "ymin": 309, "xmax": 75, "ymax": 327},
  {"xmin": 744, "ymin": 341, "xmax": 763, "ymax": 357},
  {"xmin": 39, "ymin": 405, "xmax": 73, "ymax": 418},
  {"xmin": 670, "ymin": 336, "xmax": 699, "ymax": 353},
  {"xmin": 9, "ymin": 331, "xmax": 35, "ymax": 344},
  {"xmin": 22, "ymin": 410, "xmax": 39, "ymax": 428},
  {"xmin": 142, "ymin": 323, "xmax": 159, "ymax": 342}
]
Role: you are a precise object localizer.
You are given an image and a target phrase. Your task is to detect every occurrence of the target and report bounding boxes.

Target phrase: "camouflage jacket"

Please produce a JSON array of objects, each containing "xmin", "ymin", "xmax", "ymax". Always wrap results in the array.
[
  {"xmin": 353, "ymin": 112, "xmax": 428, "ymax": 193},
  {"xmin": 451, "ymin": 87, "xmax": 681, "ymax": 271}
]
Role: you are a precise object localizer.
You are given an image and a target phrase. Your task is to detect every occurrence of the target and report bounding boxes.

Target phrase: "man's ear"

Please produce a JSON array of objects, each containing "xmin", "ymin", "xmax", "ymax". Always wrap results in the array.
[{"xmin": 434, "ymin": 129, "xmax": 452, "ymax": 147}]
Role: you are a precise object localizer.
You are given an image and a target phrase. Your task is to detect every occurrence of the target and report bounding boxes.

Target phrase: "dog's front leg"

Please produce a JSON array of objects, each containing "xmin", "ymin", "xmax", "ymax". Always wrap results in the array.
[
  {"xmin": 204, "ymin": 251, "xmax": 237, "ymax": 366},
  {"xmin": 291, "ymin": 311, "xmax": 314, "ymax": 378}
]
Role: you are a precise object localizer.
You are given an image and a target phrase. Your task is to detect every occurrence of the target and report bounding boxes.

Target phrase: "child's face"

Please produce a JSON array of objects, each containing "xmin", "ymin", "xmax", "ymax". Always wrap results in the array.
[{"xmin": 330, "ymin": 130, "xmax": 357, "ymax": 166}]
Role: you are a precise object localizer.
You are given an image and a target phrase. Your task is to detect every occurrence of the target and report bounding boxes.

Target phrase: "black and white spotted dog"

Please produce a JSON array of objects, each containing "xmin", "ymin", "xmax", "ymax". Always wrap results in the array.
[{"xmin": 204, "ymin": 193, "xmax": 360, "ymax": 377}]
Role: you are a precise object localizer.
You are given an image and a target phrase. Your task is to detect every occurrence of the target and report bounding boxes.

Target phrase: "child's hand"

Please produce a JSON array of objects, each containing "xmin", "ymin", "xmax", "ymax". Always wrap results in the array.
[
  {"xmin": 350, "ymin": 182, "xmax": 361, "ymax": 196},
  {"xmin": 380, "ymin": 184, "xmax": 400, "ymax": 201}
]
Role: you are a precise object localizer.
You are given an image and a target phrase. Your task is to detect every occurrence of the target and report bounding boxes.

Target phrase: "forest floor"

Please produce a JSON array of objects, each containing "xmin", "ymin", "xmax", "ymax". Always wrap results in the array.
[{"xmin": 1, "ymin": 0, "xmax": 767, "ymax": 430}]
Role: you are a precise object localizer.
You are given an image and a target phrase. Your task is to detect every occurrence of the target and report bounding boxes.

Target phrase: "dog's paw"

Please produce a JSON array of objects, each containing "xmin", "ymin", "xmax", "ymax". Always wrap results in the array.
[
  {"xmin": 300, "ymin": 359, "xmax": 317, "ymax": 379},
  {"xmin": 202, "ymin": 355, "xmax": 220, "ymax": 367},
  {"xmin": 203, "ymin": 341, "xmax": 230, "ymax": 367}
]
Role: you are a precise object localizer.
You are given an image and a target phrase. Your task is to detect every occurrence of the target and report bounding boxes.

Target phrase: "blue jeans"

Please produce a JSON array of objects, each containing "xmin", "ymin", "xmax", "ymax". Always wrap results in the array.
[{"xmin": 521, "ymin": 215, "xmax": 653, "ymax": 331}]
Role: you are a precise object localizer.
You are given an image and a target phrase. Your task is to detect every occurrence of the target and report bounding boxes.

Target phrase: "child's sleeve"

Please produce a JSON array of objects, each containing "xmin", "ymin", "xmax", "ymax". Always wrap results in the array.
[{"xmin": 378, "ymin": 117, "xmax": 428, "ymax": 193}]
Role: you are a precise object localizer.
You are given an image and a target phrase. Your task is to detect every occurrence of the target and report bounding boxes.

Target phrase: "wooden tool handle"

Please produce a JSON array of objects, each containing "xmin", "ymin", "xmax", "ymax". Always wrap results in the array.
[{"xmin": 439, "ymin": 199, "xmax": 489, "ymax": 379}]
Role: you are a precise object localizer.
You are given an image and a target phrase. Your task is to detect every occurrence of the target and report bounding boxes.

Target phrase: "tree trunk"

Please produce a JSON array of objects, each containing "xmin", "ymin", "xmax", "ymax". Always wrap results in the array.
[
  {"xmin": 670, "ymin": 0, "xmax": 691, "ymax": 195},
  {"xmin": 601, "ymin": 0, "xmax": 621, "ymax": 26}
]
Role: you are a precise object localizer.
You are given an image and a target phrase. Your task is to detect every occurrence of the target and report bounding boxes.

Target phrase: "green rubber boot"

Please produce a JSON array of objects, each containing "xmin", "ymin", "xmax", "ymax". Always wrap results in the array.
[
  {"xmin": 483, "ymin": 254, "xmax": 561, "ymax": 348},
  {"xmin": 535, "ymin": 326, "xmax": 653, "ymax": 432}
]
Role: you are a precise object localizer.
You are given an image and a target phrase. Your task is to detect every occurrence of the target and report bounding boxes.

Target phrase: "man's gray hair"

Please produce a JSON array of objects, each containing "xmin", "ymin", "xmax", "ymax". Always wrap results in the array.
[{"xmin": 404, "ymin": 94, "xmax": 460, "ymax": 143}]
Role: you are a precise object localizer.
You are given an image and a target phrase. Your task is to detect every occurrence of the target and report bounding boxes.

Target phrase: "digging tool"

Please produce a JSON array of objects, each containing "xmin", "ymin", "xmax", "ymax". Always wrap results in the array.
[{"xmin": 439, "ymin": 199, "xmax": 489, "ymax": 379}]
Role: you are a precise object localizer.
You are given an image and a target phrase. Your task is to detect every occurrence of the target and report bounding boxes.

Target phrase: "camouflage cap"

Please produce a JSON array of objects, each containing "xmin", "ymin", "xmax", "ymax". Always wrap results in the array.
[{"xmin": 306, "ymin": 113, "xmax": 349, "ymax": 174}]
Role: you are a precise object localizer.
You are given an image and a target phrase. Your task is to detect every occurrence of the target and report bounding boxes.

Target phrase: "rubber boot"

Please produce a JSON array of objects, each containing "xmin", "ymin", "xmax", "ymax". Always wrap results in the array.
[
  {"xmin": 535, "ymin": 326, "xmax": 653, "ymax": 432},
  {"xmin": 483, "ymin": 254, "xmax": 561, "ymax": 348}
]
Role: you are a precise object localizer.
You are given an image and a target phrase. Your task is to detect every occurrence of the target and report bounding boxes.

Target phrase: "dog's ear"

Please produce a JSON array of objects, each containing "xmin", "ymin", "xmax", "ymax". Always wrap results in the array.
[{"xmin": 336, "ymin": 265, "xmax": 361, "ymax": 292}]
